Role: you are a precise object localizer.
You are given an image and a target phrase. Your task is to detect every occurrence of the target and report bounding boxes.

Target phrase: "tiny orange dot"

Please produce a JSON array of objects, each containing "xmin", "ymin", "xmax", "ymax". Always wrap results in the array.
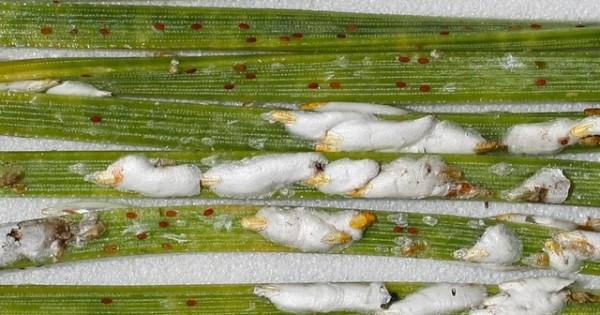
[
  {"xmin": 407, "ymin": 227, "xmax": 419, "ymax": 235},
  {"xmin": 41, "ymin": 26, "xmax": 53, "ymax": 35},
  {"xmin": 90, "ymin": 115, "xmax": 102, "ymax": 123},
  {"xmin": 224, "ymin": 83, "xmax": 235, "ymax": 90},
  {"xmin": 165, "ymin": 210, "xmax": 178, "ymax": 217},
  {"xmin": 100, "ymin": 298, "xmax": 113, "ymax": 305},
  {"xmin": 419, "ymin": 84, "xmax": 431, "ymax": 92},
  {"xmin": 307, "ymin": 82, "xmax": 319, "ymax": 89},
  {"xmin": 559, "ymin": 137, "xmax": 569, "ymax": 145},
  {"xmin": 99, "ymin": 28, "xmax": 111, "ymax": 37},
  {"xmin": 245, "ymin": 73, "xmax": 256, "ymax": 80},
  {"xmin": 329, "ymin": 82, "xmax": 342, "ymax": 89},
  {"xmin": 393, "ymin": 226, "xmax": 403, "ymax": 233},
  {"xmin": 417, "ymin": 57, "xmax": 429, "ymax": 65},
  {"xmin": 136, "ymin": 232, "xmax": 148, "ymax": 240},
  {"xmin": 292, "ymin": 32, "xmax": 303, "ymax": 39},
  {"xmin": 233, "ymin": 64, "xmax": 247, "ymax": 72},
  {"xmin": 395, "ymin": 81, "xmax": 407, "ymax": 88},
  {"xmin": 398, "ymin": 56, "xmax": 410, "ymax": 63},
  {"xmin": 534, "ymin": 78, "xmax": 546, "ymax": 86},
  {"xmin": 185, "ymin": 68, "xmax": 197, "ymax": 74},
  {"xmin": 203, "ymin": 208, "xmax": 214, "ymax": 216},
  {"xmin": 162, "ymin": 243, "xmax": 173, "ymax": 250},
  {"xmin": 159, "ymin": 221, "xmax": 170, "ymax": 228},
  {"xmin": 239, "ymin": 23, "xmax": 250, "ymax": 30},
  {"xmin": 153, "ymin": 23, "xmax": 166, "ymax": 31},
  {"xmin": 186, "ymin": 299, "xmax": 198, "ymax": 307},
  {"xmin": 439, "ymin": 31, "xmax": 450, "ymax": 36},
  {"xmin": 191, "ymin": 23, "xmax": 203, "ymax": 31},
  {"xmin": 279, "ymin": 35, "xmax": 290, "ymax": 42},
  {"xmin": 126, "ymin": 212, "xmax": 138, "ymax": 219},
  {"xmin": 530, "ymin": 23, "xmax": 542, "ymax": 29}
]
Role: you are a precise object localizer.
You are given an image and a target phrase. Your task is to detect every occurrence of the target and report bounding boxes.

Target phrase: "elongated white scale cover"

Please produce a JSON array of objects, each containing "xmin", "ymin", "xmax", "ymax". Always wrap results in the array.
[
  {"xmin": 401, "ymin": 120, "xmax": 486, "ymax": 154},
  {"xmin": 264, "ymin": 111, "xmax": 373, "ymax": 140},
  {"xmin": 544, "ymin": 243, "xmax": 583, "ymax": 274},
  {"xmin": 0, "ymin": 79, "xmax": 59, "ymax": 92},
  {"xmin": 503, "ymin": 119, "xmax": 577, "ymax": 154},
  {"xmin": 305, "ymin": 102, "xmax": 408, "ymax": 115},
  {"xmin": 505, "ymin": 168, "xmax": 570, "ymax": 204},
  {"xmin": 495, "ymin": 213, "xmax": 578, "ymax": 231},
  {"xmin": 571, "ymin": 116, "xmax": 600, "ymax": 138},
  {"xmin": 382, "ymin": 283, "xmax": 487, "ymax": 315},
  {"xmin": 202, "ymin": 153, "xmax": 325, "ymax": 198},
  {"xmin": 319, "ymin": 115, "xmax": 436, "ymax": 152},
  {"xmin": 456, "ymin": 224, "xmax": 522, "ymax": 265},
  {"xmin": 308, "ymin": 158, "xmax": 380, "ymax": 195},
  {"xmin": 354, "ymin": 156, "xmax": 453, "ymax": 199},
  {"xmin": 254, "ymin": 282, "xmax": 391, "ymax": 313},
  {"xmin": 87, "ymin": 155, "xmax": 201, "ymax": 197},
  {"xmin": 45, "ymin": 81, "xmax": 112, "ymax": 97},
  {"xmin": 247, "ymin": 207, "xmax": 367, "ymax": 252},
  {"xmin": 470, "ymin": 277, "xmax": 572, "ymax": 315},
  {"xmin": 554, "ymin": 230, "xmax": 600, "ymax": 260}
]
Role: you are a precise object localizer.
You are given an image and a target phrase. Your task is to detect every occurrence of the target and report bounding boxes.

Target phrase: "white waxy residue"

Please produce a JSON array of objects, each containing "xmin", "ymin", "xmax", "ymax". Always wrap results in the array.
[
  {"xmin": 545, "ymin": 230, "xmax": 600, "ymax": 273},
  {"xmin": 240, "ymin": 207, "xmax": 375, "ymax": 252},
  {"xmin": 382, "ymin": 283, "xmax": 487, "ymax": 315},
  {"xmin": 504, "ymin": 168, "xmax": 570, "ymax": 204},
  {"xmin": 570, "ymin": 116, "xmax": 600, "ymax": 138},
  {"xmin": 495, "ymin": 213, "xmax": 577, "ymax": 231},
  {"xmin": 454, "ymin": 224, "xmax": 522, "ymax": 265},
  {"xmin": 503, "ymin": 119, "xmax": 576, "ymax": 154},
  {"xmin": 301, "ymin": 101, "xmax": 408, "ymax": 115},
  {"xmin": 254, "ymin": 282, "xmax": 391, "ymax": 313},
  {"xmin": 45, "ymin": 81, "xmax": 112, "ymax": 97},
  {"xmin": 305, "ymin": 158, "xmax": 380, "ymax": 195},
  {"xmin": 401, "ymin": 120, "xmax": 487, "ymax": 154},
  {"xmin": 350, "ymin": 156, "xmax": 460, "ymax": 199},
  {"xmin": 470, "ymin": 277, "xmax": 572, "ymax": 315},
  {"xmin": 317, "ymin": 116, "xmax": 436, "ymax": 152},
  {"xmin": 263, "ymin": 110, "xmax": 372, "ymax": 140},
  {"xmin": 86, "ymin": 155, "xmax": 202, "ymax": 197},
  {"xmin": 0, "ymin": 79, "xmax": 60, "ymax": 92},
  {"xmin": 202, "ymin": 153, "xmax": 325, "ymax": 198}
]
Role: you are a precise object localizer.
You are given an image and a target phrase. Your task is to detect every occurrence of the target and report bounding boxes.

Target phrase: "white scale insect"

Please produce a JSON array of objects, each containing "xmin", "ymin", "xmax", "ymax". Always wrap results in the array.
[
  {"xmin": 454, "ymin": 224, "xmax": 523, "ymax": 266},
  {"xmin": 545, "ymin": 229, "xmax": 600, "ymax": 273},
  {"xmin": 254, "ymin": 282, "xmax": 391, "ymax": 313},
  {"xmin": 240, "ymin": 207, "xmax": 375, "ymax": 252},
  {"xmin": 504, "ymin": 168, "xmax": 571, "ymax": 204},
  {"xmin": 45, "ymin": 81, "xmax": 112, "ymax": 97},
  {"xmin": 86, "ymin": 155, "xmax": 202, "ymax": 197},
  {"xmin": 0, "ymin": 79, "xmax": 60, "ymax": 92},
  {"xmin": 470, "ymin": 277, "xmax": 572, "ymax": 315},
  {"xmin": 503, "ymin": 117, "xmax": 600, "ymax": 154},
  {"xmin": 305, "ymin": 158, "xmax": 380, "ymax": 195}
]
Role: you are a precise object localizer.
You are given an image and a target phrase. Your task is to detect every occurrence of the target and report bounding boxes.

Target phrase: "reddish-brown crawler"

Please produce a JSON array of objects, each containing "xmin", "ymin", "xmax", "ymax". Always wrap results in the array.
[
  {"xmin": 419, "ymin": 84, "xmax": 431, "ymax": 92},
  {"xmin": 246, "ymin": 37, "xmax": 257, "ymax": 43},
  {"xmin": 395, "ymin": 81, "xmax": 407, "ymax": 89},
  {"xmin": 245, "ymin": 73, "xmax": 257, "ymax": 80},
  {"xmin": 99, "ymin": 28, "xmax": 111, "ymax": 37},
  {"xmin": 393, "ymin": 226, "xmax": 403, "ymax": 233},
  {"xmin": 307, "ymin": 82, "xmax": 319, "ymax": 89},
  {"xmin": 439, "ymin": 31, "xmax": 450, "ymax": 36},
  {"xmin": 407, "ymin": 227, "xmax": 419, "ymax": 235},
  {"xmin": 126, "ymin": 212, "xmax": 138, "ymax": 219},
  {"xmin": 153, "ymin": 23, "xmax": 166, "ymax": 31},
  {"xmin": 224, "ymin": 83, "xmax": 235, "ymax": 90},
  {"xmin": 279, "ymin": 35, "xmax": 291, "ymax": 42},
  {"xmin": 40, "ymin": 26, "xmax": 53, "ymax": 35},
  {"xmin": 165, "ymin": 210, "xmax": 178, "ymax": 217},
  {"xmin": 185, "ymin": 68, "xmax": 197, "ymax": 74},
  {"xmin": 159, "ymin": 221, "xmax": 170, "ymax": 228},
  {"xmin": 191, "ymin": 23, "xmax": 203, "ymax": 31},
  {"xmin": 292, "ymin": 32, "xmax": 303, "ymax": 39},
  {"xmin": 100, "ymin": 298, "xmax": 113, "ymax": 305},
  {"xmin": 233, "ymin": 64, "xmax": 247, "ymax": 72},
  {"xmin": 534, "ymin": 78, "xmax": 547, "ymax": 87},
  {"xmin": 162, "ymin": 243, "xmax": 173, "ymax": 250},
  {"xmin": 238, "ymin": 23, "xmax": 250, "ymax": 30},
  {"xmin": 103, "ymin": 244, "xmax": 119, "ymax": 254},
  {"xmin": 398, "ymin": 56, "xmax": 410, "ymax": 63},
  {"xmin": 417, "ymin": 57, "xmax": 429, "ymax": 65},
  {"xmin": 186, "ymin": 299, "xmax": 199, "ymax": 307},
  {"xmin": 90, "ymin": 115, "xmax": 102, "ymax": 123},
  {"xmin": 559, "ymin": 137, "xmax": 570, "ymax": 145},
  {"xmin": 136, "ymin": 232, "xmax": 148, "ymax": 240},
  {"xmin": 530, "ymin": 23, "xmax": 542, "ymax": 29},
  {"xmin": 203, "ymin": 208, "xmax": 214, "ymax": 216},
  {"xmin": 329, "ymin": 82, "xmax": 342, "ymax": 89}
]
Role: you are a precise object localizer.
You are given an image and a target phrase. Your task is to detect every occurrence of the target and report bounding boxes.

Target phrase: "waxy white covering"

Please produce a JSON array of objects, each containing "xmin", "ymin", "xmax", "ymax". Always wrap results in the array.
[
  {"xmin": 249, "ymin": 207, "xmax": 368, "ymax": 252},
  {"xmin": 265, "ymin": 111, "xmax": 372, "ymax": 140},
  {"xmin": 254, "ymin": 282, "xmax": 391, "ymax": 313},
  {"xmin": 88, "ymin": 155, "xmax": 201, "ymax": 197},
  {"xmin": 45, "ymin": 81, "xmax": 112, "ymax": 97},
  {"xmin": 355, "ymin": 156, "xmax": 453, "ymax": 199},
  {"xmin": 505, "ymin": 168, "xmax": 571, "ymax": 204},
  {"xmin": 456, "ymin": 224, "xmax": 522, "ymax": 265},
  {"xmin": 382, "ymin": 283, "xmax": 487, "ymax": 315},
  {"xmin": 470, "ymin": 277, "xmax": 572, "ymax": 315},
  {"xmin": 0, "ymin": 79, "xmax": 59, "ymax": 92},
  {"xmin": 202, "ymin": 153, "xmax": 325, "ymax": 198},
  {"xmin": 310, "ymin": 158, "xmax": 380, "ymax": 195},
  {"xmin": 503, "ymin": 119, "xmax": 577, "ymax": 155},
  {"xmin": 401, "ymin": 121, "xmax": 486, "ymax": 154},
  {"xmin": 320, "ymin": 115, "xmax": 436, "ymax": 152},
  {"xmin": 306, "ymin": 102, "xmax": 408, "ymax": 115},
  {"xmin": 495, "ymin": 213, "xmax": 577, "ymax": 231},
  {"xmin": 546, "ymin": 230, "xmax": 600, "ymax": 273},
  {"xmin": 0, "ymin": 221, "xmax": 61, "ymax": 267}
]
